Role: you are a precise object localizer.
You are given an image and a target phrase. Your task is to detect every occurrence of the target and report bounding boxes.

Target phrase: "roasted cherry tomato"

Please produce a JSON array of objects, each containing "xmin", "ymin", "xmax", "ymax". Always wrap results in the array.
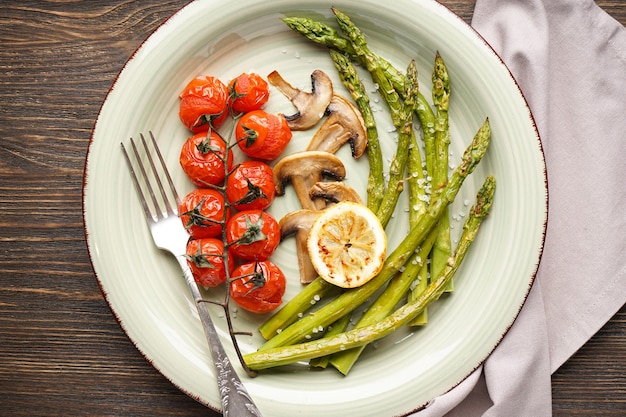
[
  {"xmin": 235, "ymin": 109, "xmax": 292, "ymax": 160},
  {"xmin": 179, "ymin": 75, "xmax": 229, "ymax": 132},
  {"xmin": 226, "ymin": 209, "xmax": 280, "ymax": 261},
  {"xmin": 226, "ymin": 160, "xmax": 276, "ymax": 211},
  {"xmin": 180, "ymin": 130, "xmax": 233, "ymax": 187},
  {"xmin": 179, "ymin": 188, "xmax": 227, "ymax": 239},
  {"xmin": 229, "ymin": 260, "xmax": 286, "ymax": 314},
  {"xmin": 185, "ymin": 238, "xmax": 233, "ymax": 288},
  {"xmin": 228, "ymin": 73, "xmax": 270, "ymax": 114}
]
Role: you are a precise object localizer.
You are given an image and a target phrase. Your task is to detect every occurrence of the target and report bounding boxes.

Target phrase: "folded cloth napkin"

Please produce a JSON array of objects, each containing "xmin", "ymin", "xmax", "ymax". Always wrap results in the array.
[{"xmin": 415, "ymin": 0, "xmax": 626, "ymax": 415}]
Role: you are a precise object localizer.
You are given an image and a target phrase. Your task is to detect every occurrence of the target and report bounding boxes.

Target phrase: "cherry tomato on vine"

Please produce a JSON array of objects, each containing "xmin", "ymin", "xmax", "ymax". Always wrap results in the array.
[
  {"xmin": 179, "ymin": 75, "xmax": 229, "ymax": 132},
  {"xmin": 226, "ymin": 209, "xmax": 280, "ymax": 261},
  {"xmin": 226, "ymin": 160, "xmax": 276, "ymax": 211},
  {"xmin": 235, "ymin": 109, "xmax": 292, "ymax": 160},
  {"xmin": 229, "ymin": 260, "xmax": 286, "ymax": 314},
  {"xmin": 179, "ymin": 188, "xmax": 227, "ymax": 239},
  {"xmin": 228, "ymin": 73, "xmax": 270, "ymax": 114},
  {"xmin": 185, "ymin": 238, "xmax": 233, "ymax": 288},
  {"xmin": 180, "ymin": 130, "xmax": 233, "ymax": 187}
]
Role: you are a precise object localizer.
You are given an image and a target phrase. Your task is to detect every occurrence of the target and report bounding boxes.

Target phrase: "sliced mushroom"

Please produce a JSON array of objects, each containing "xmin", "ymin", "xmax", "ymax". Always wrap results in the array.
[
  {"xmin": 279, "ymin": 209, "xmax": 320, "ymax": 284},
  {"xmin": 267, "ymin": 70, "xmax": 333, "ymax": 131},
  {"xmin": 306, "ymin": 94, "xmax": 368, "ymax": 158},
  {"xmin": 273, "ymin": 150, "xmax": 346, "ymax": 210},
  {"xmin": 309, "ymin": 181, "xmax": 364, "ymax": 205}
]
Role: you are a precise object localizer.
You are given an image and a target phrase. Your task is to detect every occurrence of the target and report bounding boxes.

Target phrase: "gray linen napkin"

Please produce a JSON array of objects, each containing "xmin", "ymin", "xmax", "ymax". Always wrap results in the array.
[{"xmin": 415, "ymin": 0, "xmax": 626, "ymax": 415}]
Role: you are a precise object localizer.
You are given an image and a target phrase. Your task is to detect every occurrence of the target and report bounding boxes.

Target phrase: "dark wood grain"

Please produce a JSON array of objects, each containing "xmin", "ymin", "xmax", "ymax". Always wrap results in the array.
[{"xmin": 0, "ymin": 1, "xmax": 623, "ymax": 416}]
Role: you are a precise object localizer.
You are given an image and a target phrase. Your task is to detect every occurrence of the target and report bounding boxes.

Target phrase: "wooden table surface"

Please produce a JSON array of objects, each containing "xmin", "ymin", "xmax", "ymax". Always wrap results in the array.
[{"xmin": 1, "ymin": 1, "xmax": 624, "ymax": 415}]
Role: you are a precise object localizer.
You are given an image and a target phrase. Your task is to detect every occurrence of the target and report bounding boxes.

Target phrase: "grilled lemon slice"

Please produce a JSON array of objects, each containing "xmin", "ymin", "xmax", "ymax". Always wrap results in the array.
[{"xmin": 307, "ymin": 202, "xmax": 386, "ymax": 288}]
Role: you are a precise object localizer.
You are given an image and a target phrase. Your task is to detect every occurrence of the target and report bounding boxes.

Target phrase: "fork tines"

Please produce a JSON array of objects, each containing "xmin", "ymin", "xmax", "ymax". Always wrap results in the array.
[{"xmin": 121, "ymin": 132, "xmax": 180, "ymax": 223}]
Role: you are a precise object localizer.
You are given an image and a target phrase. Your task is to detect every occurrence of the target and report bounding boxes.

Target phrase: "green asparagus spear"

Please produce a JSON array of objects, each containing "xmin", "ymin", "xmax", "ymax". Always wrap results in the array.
[
  {"xmin": 244, "ymin": 175, "xmax": 496, "ymax": 370},
  {"xmin": 431, "ymin": 52, "xmax": 451, "ymax": 190},
  {"xmin": 374, "ymin": 90, "xmax": 416, "ymax": 227},
  {"xmin": 282, "ymin": 17, "xmax": 404, "ymax": 90},
  {"xmin": 406, "ymin": 131, "xmax": 432, "ymax": 326},
  {"xmin": 331, "ymin": 7, "xmax": 415, "ymax": 228},
  {"xmin": 331, "ymin": 7, "xmax": 403, "ymax": 126},
  {"xmin": 257, "ymin": 118, "xmax": 490, "ymax": 351},
  {"xmin": 281, "ymin": 15, "xmax": 437, "ymax": 137},
  {"xmin": 282, "ymin": 16, "xmax": 357, "ymax": 56},
  {"xmin": 429, "ymin": 52, "xmax": 454, "ymax": 295},
  {"xmin": 329, "ymin": 49, "xmax": 384, "ymax": 213}
]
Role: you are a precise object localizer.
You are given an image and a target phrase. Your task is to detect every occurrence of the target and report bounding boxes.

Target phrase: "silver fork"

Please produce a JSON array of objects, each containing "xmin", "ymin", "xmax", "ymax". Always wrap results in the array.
[{"xmin": 121, "ymin": 132, "xmax": 262, "ymax": 417}]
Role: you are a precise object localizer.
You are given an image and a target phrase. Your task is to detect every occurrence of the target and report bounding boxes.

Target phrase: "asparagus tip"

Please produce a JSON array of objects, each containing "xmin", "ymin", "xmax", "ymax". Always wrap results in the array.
[{"xmin": 473, "ymin": 175, "xmax": 496, "ymax": 218}]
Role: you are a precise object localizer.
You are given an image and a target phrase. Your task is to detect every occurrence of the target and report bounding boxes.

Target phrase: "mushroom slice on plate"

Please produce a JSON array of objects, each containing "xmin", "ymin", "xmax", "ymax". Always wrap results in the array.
[
  {"xmin": 306, "ymin": 94, "xmax": 368, "ymax": 158},
  {"xmin": 309, "ymin": 181, "xmax": 364, "ymax": 205},
  {"xmin": 267, "ymin": 70, "xmax": 333, "ymax": 131},
  {"xmin": 272, "ymin": 150, "xmax": 346, "ymax": 211},
  {"xmin": 279, "ymin": 209, "xmax": 320, "ymax": 285}
]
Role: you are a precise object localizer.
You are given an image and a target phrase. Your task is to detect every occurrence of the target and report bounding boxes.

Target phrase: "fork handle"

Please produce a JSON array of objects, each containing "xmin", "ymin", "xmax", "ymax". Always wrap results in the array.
[{"xmin": 176, "ymin": 256, "xmax": 263, "ymax": 417}]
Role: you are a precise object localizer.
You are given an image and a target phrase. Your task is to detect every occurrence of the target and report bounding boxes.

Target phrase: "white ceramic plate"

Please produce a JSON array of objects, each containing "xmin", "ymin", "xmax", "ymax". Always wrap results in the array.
[{"xmin": 84, "ymin": 0, "xmax": 547, "ymax": 416}]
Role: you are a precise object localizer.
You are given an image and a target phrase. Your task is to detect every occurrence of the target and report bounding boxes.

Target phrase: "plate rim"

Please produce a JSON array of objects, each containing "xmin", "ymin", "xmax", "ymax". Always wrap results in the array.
[{"xmin": 82, "ymin": 0, "xmax": 548, "ymax": 415}]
